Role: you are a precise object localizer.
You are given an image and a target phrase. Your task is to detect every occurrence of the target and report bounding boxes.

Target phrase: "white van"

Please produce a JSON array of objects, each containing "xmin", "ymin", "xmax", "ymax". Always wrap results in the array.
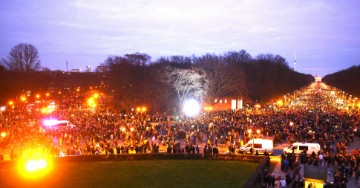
[
  {"xmin": 283, "ymin": 142, "xmax": 320, "ymax": 155},
  {"xmin": 239, "ymin": 138, "xmax": 273, "ymax": 155},
  {"xmin": 42, "ymin": 119, "xmax": 75, "ymax": 130}
]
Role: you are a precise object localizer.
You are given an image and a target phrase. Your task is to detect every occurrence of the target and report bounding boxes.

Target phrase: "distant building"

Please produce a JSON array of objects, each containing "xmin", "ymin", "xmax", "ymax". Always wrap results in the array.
[
  {"xmin": 96, "ymin": 66, "xmax": 109, "ymax": 72},
  {"xmin": 71, "ymin": 69, "xmax": 81, "ymax": 72},
  {"xmin": 85, "ymin": 66, "xmax": 91, "ymax": 72},
  {"xmin": 203, "ymin": 97, "xmax": 243, "ymax": 111}
]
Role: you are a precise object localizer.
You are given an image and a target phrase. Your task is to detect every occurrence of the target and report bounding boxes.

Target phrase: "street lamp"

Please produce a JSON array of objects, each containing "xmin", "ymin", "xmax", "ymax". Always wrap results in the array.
[
  {"xmin": 0, "ymin": 106, "xmax": 5, "ymax": 118},
  {"xmin": 1, "ymin": 132, "xmax": 6, "ymax": 138}
]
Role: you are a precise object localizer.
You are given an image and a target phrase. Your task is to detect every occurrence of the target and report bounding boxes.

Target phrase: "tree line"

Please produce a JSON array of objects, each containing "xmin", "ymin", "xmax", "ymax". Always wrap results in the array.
[
  {"xmin": 322, "ymin": 65, "xmax": 360, "ymax": 97},
  {"xmin": 0, "ymin": 43, "xmax": 314, "ymax": 113}
]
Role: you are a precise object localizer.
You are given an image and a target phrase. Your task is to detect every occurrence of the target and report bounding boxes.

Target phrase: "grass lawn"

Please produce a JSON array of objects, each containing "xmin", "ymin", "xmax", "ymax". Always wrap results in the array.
[{"xmin": 0, "ymin": 160, "xmax": 259, "ymax": 188}]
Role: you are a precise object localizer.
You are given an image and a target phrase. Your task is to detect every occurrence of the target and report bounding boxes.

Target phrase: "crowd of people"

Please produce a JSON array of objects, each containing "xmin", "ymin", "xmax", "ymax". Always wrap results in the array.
[{"xmin": 0, "ymin": 82, "xmax": 359, "ymax": 187}]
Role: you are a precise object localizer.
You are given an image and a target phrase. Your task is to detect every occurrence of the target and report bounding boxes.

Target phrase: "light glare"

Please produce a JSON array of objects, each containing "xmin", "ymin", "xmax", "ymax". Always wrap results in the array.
[{"xmin": 183, "ymin": 99, "xmax": 200, "ymax": 117}]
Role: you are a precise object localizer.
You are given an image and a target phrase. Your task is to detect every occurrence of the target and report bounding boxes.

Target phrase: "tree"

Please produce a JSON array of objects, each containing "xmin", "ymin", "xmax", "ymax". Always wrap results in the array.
[
  {"xmin": 164, "ymin": 66, "xmax": 207, "ymax": 111},
  {"xmin": 194, "ymin": 54, "xmax": 246, "ymax": 104},
  {"xmin": 1, "ymin": 43, "xmax": 41, "ymax": 72}
]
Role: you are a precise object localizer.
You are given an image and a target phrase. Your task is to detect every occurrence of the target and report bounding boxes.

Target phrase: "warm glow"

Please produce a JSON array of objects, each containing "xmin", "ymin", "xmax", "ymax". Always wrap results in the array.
[
  {"xmin": 17, "ymin": 153, "xmax": 53, "ymax": 179},
  {"xmin": 136, "ymin": 106, "xmax": 147, "ymax": 113},
  {"xmin": 256, "ymin": 129, "xmax": 260, "ymax": 134},
  {"xmin": 204, "ymin": 106, "xmax": 213, "ymax": 112},
  {"xmin": 36, "ymin": 94, "xmax": 40, "ymax": 99},
  {"xmin": 87, "ymin": 97, "xmax": 97, "ymax": 108},
  {"xmin": 255, "ymin": 104, "xmax": 261, "ymax": 109},
  {"xmin": 26, "ymin": 160, "xmax": 40, "ymax": 172},
  {"xmin": 1, "ymin": 132, "xmax": 6, "ymax": 138},
  {"xmin": 20, "ymin": 96, "xmax": 27, "ymax": 102},
  {"xmin": 8, "ymin": 100, "xmax": 14, "ymax": 106},
  {"xmin": 248, "ymin": 129, "xmax": 252, "ymax": 134},
  {"xmin": 130, "ymin": 127, "xmax": 134, "ymax": 132},
  {"xmin": 277, "ymin": 100, "xmax": 283, "ymax": 106},
  {"xmin": 93, "ymin": 93, "xmax": 99, "ymax": 99},
  {"xmin": 40, "ymin": 108, "xmax": 48, "ymax": 114}
]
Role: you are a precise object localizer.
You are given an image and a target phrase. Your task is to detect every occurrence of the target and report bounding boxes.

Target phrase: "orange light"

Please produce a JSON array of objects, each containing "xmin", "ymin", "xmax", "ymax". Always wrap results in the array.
[
  {"xmin": 40, "ymin": 108, "xmax": 48, "ymax": 114},
  {"xmin": 20, "ymin": 96, "xmax": 27, "ymax": 102},
  {"xmin": 256, "ymin": 129, "xmax": 261, "ymax": 134},
  {"xmin": 87, "ymin": 97, "xmax": 97, "ymax": 108},
  {"xmin": 1, "ymin": 132, "xmax": 6, "ymax": 138},
  {"xmin": 142, "ymin": 107, "xmax": 146, "ymax": 112},
  {"xmin": 35, "ymin": 94, "xmax": 40, "ymax": 99},
  {"xmin": 17, "ymin": 148, "xmax": 53, "ymax": 180},
  {"xmin": 247, "ymin": 129, "xmax": 252, "ymax": 134},
  {"xmin": 93, "ymin": 93, "xmax": 99, "ymax": 99},
  {"xmin": 45, "ymin": 93, "xmax": 50, "ymax": 97},
  {"xmin": 136, "ymin": 107, "xmax": 141, "ymax": 112},
  {"xmin": 8, "ymin": 101, "xmax": 14, "ymax": 106}
]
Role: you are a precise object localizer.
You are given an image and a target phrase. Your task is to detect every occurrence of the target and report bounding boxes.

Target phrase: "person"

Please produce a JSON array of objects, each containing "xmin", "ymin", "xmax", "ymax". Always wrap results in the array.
[
  {"xmin": 266, "ymin": 156, "xmax": 270, "ymax": 167},
  {"xmin": 280, "ymin": 178, "xmax": 286, "ymax": 188}
]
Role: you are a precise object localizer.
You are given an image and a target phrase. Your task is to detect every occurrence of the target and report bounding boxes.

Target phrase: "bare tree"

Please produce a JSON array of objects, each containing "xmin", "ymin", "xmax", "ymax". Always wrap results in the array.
[
  {"xmin": 1, "ymin": 43, "xmax": 41, "ymax": 72},
  {"xmin": 194, "ymin": 54, "xmax": 246, "ymax": 104},
  {"xmin": 164, "ymin": 66, "xmax": 206, "ymax": 110}
]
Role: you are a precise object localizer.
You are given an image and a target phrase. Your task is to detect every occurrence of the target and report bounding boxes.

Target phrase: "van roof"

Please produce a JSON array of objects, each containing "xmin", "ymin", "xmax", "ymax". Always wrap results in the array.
[{"xmin": 292, "ymin": 142, "xmax": 320, "ymax": 145}]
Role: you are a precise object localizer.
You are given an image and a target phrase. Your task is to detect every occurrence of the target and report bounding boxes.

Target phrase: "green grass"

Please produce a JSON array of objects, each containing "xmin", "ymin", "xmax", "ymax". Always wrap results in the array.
[{"xmin": 0, "ymin": 160, "xmax": 259, "ymax": 188}]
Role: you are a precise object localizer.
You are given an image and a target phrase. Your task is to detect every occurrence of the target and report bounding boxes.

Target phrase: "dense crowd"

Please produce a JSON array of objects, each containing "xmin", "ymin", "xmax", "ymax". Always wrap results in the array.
[{"xmin": 0, "ymin": 82, "xmax": 359, "ymax": 187}]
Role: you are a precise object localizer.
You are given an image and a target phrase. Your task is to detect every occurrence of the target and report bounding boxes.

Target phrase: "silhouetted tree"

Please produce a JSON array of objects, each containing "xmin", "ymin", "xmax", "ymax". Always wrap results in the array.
[
  {"xmin": 1, "ymin": 43, "xmax": 41, "ymax": 72},
  {"xmin": 323, "ymin": 65, "xmax": 360, "ymax": 96}
]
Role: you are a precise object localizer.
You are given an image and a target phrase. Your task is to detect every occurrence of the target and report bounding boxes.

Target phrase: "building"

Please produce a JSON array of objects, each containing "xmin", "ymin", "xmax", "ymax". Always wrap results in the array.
[
  {"xmin": 85, "ymin": 66, "xmax": 91, "ymax": 72},
  {"xmin": 96, "ymin": 66, "xmax": 109, "ymax": 72},
  {"xmin": 203, "ymin": 97, "xmax": 243, "ymax": 112},
  {"xmin": 71, "ymin": 69, "xmax": 81, "ymax": 72}
]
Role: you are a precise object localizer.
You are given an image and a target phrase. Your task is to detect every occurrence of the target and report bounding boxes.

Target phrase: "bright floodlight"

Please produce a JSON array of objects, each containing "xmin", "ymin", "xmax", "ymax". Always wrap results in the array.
[
  {"xmin": 43, "ymin": 119, "xmax": 58, "ymax": 127},
  {"xmin": 183, "ymin": 99, "xmax": 200, "ymax": 117}
]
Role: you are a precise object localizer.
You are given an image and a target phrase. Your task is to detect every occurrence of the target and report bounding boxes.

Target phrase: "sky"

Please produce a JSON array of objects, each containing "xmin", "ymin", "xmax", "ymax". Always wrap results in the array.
[{"xmin": 1, "ymin": 0, "xmax": 360, "ymax": 76}]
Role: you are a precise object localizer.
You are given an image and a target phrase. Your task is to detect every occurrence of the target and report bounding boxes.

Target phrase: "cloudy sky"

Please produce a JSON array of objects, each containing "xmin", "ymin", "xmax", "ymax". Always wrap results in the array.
[{"xmin": 1, "ymin": 0, "xmax": 359, "ymax": 76}]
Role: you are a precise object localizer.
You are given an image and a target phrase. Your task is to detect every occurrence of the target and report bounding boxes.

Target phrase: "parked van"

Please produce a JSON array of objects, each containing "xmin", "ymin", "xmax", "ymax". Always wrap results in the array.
[
  {"xmin": 42, "ymin": 119, "xmax": 75, "ymax": 130},
  {"xmin": 283, "ymin": 142, "xmax": 320, "ymax": 155},
  {"xmin": 239, "ymin": 138, "xmax": 273, "ymax": 155}
]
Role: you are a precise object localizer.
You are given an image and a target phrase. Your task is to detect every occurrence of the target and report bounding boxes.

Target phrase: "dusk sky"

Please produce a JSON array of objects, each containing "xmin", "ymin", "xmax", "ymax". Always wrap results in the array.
[{"xmin": 1, "ymin": 0, "xmax": 359, "ymax": 76}]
